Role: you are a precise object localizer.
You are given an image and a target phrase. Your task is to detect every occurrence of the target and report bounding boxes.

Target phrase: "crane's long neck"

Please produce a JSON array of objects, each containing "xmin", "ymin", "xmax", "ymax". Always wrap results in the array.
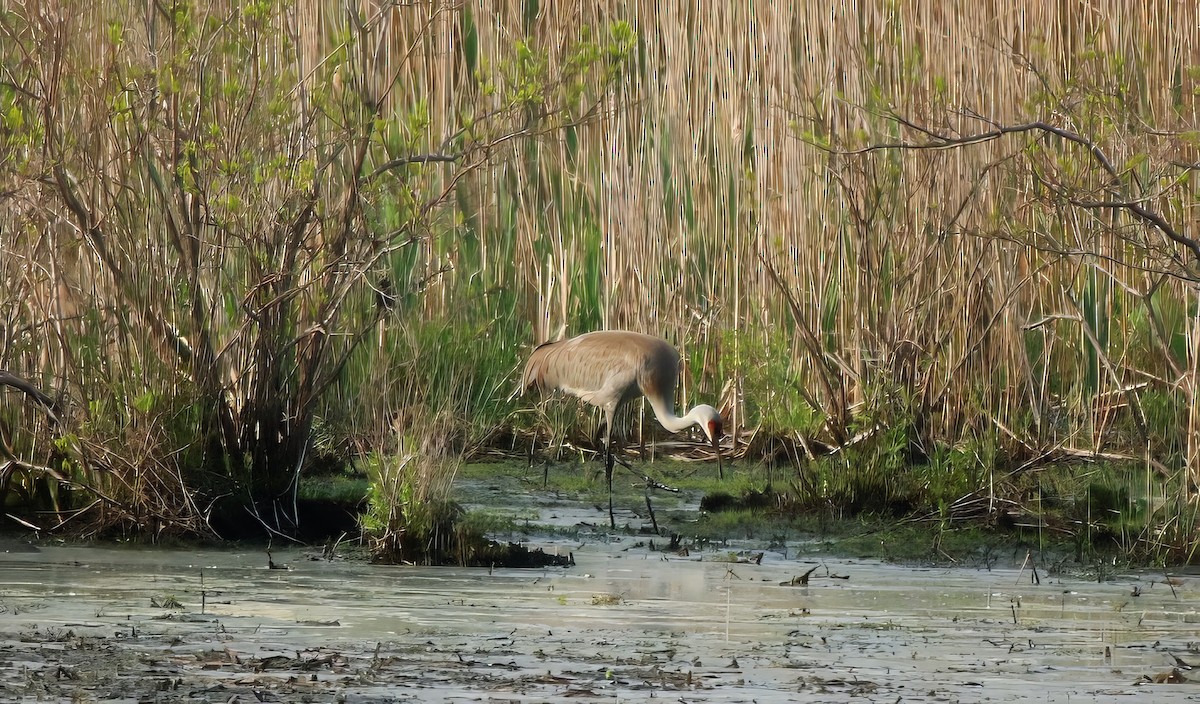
[{"xmin": 647, "ymin": 396, "xmax": 701, "ymax": 433}]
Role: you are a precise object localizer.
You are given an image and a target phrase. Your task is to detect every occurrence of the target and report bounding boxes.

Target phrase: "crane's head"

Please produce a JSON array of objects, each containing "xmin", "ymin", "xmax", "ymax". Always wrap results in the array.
[{"xmin": 693, "ymin": 404, "xmax": 724, "ymax": 447}]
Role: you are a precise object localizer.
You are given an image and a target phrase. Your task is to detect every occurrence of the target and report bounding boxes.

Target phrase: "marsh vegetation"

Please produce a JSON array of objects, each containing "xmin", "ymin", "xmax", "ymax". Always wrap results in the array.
[{"xmin": 2, "ymin": 2, "xmax": 1200, "ymax": 564}]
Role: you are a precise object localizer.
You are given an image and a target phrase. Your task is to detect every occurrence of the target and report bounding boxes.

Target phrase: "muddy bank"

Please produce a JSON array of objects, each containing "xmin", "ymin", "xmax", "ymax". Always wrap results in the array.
[{"xmin": 1, "ymin": 536, "xmax": 1198, "ymax": 703}]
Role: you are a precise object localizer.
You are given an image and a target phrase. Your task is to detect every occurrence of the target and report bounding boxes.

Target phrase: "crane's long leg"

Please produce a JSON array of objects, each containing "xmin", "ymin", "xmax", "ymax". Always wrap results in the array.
[{"xmin": 604, "ymin": 409, "xmax": 616, "ymax": 529}]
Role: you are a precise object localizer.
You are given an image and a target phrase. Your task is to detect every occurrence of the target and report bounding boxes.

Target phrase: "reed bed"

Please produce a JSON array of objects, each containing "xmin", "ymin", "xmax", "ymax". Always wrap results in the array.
[{"xmin": 1, "ymin": 1, "xmax": 1198, "ymax": 558}]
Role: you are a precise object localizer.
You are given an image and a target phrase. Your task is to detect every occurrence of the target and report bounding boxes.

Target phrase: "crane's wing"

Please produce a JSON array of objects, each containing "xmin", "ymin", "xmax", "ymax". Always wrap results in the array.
[{"xmin": 521, "ymin": 331, "xmax": 679, "ymax": 412}]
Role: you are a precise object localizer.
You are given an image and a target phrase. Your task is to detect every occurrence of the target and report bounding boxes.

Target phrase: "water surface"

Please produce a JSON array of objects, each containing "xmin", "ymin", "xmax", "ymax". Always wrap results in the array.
[{"xmin": 1, "ymin": 538, "xmax": 1196, "ymax": 702}]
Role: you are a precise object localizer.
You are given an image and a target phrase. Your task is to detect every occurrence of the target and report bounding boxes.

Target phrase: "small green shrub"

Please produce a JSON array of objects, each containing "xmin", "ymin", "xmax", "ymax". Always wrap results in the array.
[{"xmin": 360, "ymin": 428, "xmax": 462, "ymax": 564}]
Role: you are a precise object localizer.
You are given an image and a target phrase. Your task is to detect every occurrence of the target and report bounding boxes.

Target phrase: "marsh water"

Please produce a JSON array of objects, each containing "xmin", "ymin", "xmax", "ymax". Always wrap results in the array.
[{"xmin": 2, "ymin": 473, "xmax": 1199, "ymax": 702}]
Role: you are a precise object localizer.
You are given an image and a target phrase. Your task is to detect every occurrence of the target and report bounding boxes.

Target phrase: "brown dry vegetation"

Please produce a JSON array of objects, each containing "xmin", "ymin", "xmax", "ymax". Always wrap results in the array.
[{"xmin": 1, "ymin": 2, "xmax": 1200, "ymax": 558}]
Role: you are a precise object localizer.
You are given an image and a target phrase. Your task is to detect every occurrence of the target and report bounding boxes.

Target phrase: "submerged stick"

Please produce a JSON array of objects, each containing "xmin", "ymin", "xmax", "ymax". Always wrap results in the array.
[
  {"xmin": 1012, "ymin": 554, "xmax": 1041, "ymax": 587},
  {"xmin": 639, "ymin": 474, "xmax": 681, "ymax": 493},
  {"xmin": 1165, "ymin": 570, "xmax": 1179, "ymax": 599}
]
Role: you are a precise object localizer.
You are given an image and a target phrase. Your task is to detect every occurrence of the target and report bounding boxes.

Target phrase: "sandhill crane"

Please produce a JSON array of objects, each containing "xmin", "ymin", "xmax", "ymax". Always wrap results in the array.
[{"xmin": 521, "ymin": 330, "xmax": 724, "ymax": 527}]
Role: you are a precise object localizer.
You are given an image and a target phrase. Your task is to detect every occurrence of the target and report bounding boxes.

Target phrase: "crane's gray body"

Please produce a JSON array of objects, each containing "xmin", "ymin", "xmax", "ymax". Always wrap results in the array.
[{"xmin": 522, "ymin": 330, "xmax": 681, "ymax": 423}]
